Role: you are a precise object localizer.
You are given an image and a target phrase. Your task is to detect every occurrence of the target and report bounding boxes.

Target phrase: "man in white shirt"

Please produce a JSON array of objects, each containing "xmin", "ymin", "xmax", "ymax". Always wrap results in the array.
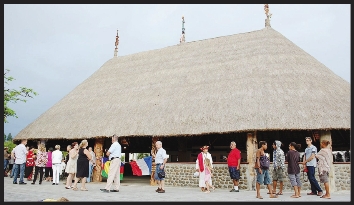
[
  {"xmin": 152, "ymin": 141, "xmax": 168, "ymax": 193},
  {"xmin": 13, "ymin": 139, "xmax": 28, "ymax": 185},
  {"xmin": 100, "ymin": 134, "xmax": 121, "ymax": 193},
  {"xmin": 87, "ymin": 147, "xmax": 96, "ymax": 183}
]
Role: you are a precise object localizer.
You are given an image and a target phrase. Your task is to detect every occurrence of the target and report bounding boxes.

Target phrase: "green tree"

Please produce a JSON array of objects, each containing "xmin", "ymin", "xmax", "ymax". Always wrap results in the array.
[
  {"xmin": 4, "ymin": 141, "xmax": 16, "ymax": 152},
  {"xmin": 7, "ymin": 133, "xmax": 13, "ymax": 142},
  {"xmin": 137, "ymin": 153, "xmax": 150, "ymax": 159},
  {"xmin": 4, "ymin": 69, "xmax": 38, "ymax": 123},
  {"xmin": 4, "ymin": 133, "xmax": 6, "ymax": 142}
]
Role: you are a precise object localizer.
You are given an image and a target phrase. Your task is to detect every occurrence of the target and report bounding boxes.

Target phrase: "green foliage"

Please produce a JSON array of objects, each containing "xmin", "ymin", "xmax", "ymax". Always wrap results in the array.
[
  {"xmin": 120, "ymin": 155, "xmax": 125, "ymax": 162},
  {"xmin": 4, "ymin": 69, "xmax": 38, "ymax": 123},
  {"xmin": 4, "ymin": 133, "xmax": 6, "ymax": 142},
  {"xmin": 137, "ymin": 153, "xmax": 150, "ymax": 159},
  {"xmin": 4, "ymin": 141, "xmax": 16, "ymax": 152}
]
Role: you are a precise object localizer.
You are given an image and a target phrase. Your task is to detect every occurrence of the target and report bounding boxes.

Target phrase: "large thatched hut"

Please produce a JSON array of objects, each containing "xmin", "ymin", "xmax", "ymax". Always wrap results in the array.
[{"xmin": 14, "ymin": 15, "xmax": 350, "ymax": 191}]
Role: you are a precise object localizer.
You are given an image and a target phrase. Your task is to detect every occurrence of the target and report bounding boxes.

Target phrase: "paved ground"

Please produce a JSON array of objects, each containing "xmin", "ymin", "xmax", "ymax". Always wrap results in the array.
[{"xmin": 3, "ymin": 176, "xmax": 351, "ymax": 202}]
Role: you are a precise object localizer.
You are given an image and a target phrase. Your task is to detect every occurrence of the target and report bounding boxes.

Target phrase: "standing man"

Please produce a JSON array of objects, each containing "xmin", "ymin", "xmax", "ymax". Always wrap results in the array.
[
  {"xmin": 152, "ymin": 141, "xmax": 168, "ymax": 193},
  {"xmin": 271, "ymin": 140, "xmax": 285, "ymax": 195},
  {"xmin": 224, "ymin": 141, "xmax": 241, "ymax": 192},
  {"xmin": 100, "ymin": 134, "xmax": 121, "ymax": 193},
  {"xmin": 87, "ymin": 147, "xmax": 96, "ymax": 183},
  {"xmin": 255, "ymin": 141, "xmax": 278, "ymax": 199},
  {"xmin": 13, "ymin": 139, "xmax": 28, "ymax": 184},
  {"xmin": 303, "ymin": 137, "xmax": 323, "ymax": 196}
]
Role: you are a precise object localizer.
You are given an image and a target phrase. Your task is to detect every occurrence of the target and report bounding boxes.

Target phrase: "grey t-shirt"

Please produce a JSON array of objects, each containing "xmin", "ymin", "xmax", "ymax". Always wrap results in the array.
[{"xmin": 304, "ymin": 145, "xmax": 317, "ymax": 167}]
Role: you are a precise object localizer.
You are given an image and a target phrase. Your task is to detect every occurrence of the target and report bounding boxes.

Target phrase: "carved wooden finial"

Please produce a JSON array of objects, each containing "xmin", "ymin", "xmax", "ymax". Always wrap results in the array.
[
  {"xmin": 180, "ymin": 16, "xmax": 185, "ymax": 44},
  {"xmin": 114, "ymin": 30, "xmax": 119, "ymax": 57},
  {"xmin": 264, "ymin": 4, "xmax": 272, "ymax": 27}
]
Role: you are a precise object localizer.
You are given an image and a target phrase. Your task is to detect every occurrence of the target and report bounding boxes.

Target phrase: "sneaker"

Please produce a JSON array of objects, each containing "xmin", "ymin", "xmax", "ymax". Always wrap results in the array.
[
  {"xmin": 230, "ymin": 189, "xmax": 237, "ymax": 192},
  {"xmin": 155, "ymin": 187, "xmax": 161, "ymax": 192},
  {"xmin": 158, "ymin": 189, "xmax": 165, "ymax": 193},
  {"xmin": 235, "ymin": 189, "xmax": 240, "ymax": 192},
  {"xmin": 110, "ymin": 190, "xmax": 119, "ymax": 192},
  {"xmin": 100, "ymin": 189, "xmax": 109, "ymax": 193},
  {"xmin": 19, "ymin": 182, "xmax": 27, "ymax": 185}
]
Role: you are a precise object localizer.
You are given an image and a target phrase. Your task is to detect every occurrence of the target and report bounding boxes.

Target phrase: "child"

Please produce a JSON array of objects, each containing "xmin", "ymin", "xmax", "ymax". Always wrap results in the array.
[{"xmin": 204, "ymin": 158, "xmax": 215, "ymax": 193}]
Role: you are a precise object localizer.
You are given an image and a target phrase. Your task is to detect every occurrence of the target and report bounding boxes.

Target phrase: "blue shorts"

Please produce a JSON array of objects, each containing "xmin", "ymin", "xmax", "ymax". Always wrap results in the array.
[
  {"xmin": 256, "ymin": 168, "xmax": 271, "ymax": 185},
  {"xmin": 154, "ymin": 163, "xmax": 165, "ymax": 181},
  {"xmin": 228, "ymin": 167, "xmax": 240, "ymax": 180}
]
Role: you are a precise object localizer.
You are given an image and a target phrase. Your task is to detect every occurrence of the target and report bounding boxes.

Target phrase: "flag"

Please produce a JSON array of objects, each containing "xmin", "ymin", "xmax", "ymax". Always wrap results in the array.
[{"xmin": 130, "ymin": 156, "xmax": 152, "ymax": 176}]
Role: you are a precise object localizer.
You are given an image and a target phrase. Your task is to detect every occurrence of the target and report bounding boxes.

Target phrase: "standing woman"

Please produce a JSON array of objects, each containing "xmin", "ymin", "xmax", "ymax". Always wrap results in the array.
[
  {"xmin": 31, "ymin": 144, "xmax": 48, "ymax": 185},
  {"xmin": 8, "ymin": 148, "xmax": 15, "ymax": 177},
  {"xmin": 315, "ymin": 140, "xmax": 332, "ymax": 199},
  {"xmin": 72, "ymin": 140, "xmax": 91, "ymax": 191},
  {"xmin": 195, "ymin": 145, "xmax": 213, "ymax": 192},
  {"xmin": 65, "ymin": 142, "xmax": 79, "ymax": 189},
  {"xmin": 25, "ymin": 146, "xmax": 35, "ymax": 181},
  {"xmin": 286, "ymin": 142, "xmax": 301, "ymax": 198},
  {"xmin": 45, "ymin": 147, "xmax": 53, "ymax": 182},
  {"xmin": 52, "ymin": 145, "xmax": 63, "ymax": 185}
]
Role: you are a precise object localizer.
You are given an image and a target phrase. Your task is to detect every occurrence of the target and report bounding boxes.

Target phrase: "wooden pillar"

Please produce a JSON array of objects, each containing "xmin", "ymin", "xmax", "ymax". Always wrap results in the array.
[
  {"xmin": 150, "ymin": 137, "xmax": 159, "ymax": 186},
  {"xmin": 177, "ymin": 137, "xmax": 188, "ymax": 162},
  {"xmin": 92, "ymin": 138, "xmax": 104, "ymax": 182},
  {"xmin": 246, "ymin": 131, "xmax": 257, "ymax": 191},
  {"xmin": 320, "ymin": 130, "xmax": 335, "ymax": 192}
]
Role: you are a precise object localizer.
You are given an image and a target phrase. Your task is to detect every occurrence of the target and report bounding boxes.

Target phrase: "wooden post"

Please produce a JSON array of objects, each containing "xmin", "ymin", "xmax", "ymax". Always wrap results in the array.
[
  {"xmin": 246, "ymin": 131, "xmax": 257, "ymax": 191},
  {"xmin": 93, "ymin": 138, "xmax": 104, "ymax": 182},
  {"xmin": 320, "ymin": 130, "xmax": 335, "ymax": 192},
  {"xmin": 150, "ymin": 137, "xmax": 159, "ymax": 186}
]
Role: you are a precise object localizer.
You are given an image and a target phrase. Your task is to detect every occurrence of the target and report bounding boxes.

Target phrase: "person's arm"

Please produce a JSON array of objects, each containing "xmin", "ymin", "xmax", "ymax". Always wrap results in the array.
[
  {"xmin": 84, "ymin": 149, "xmax": 92, "ymax": 160},
  {"xmin": 160, "ymin": 150, "xmax": 168, "ymax": 169}
]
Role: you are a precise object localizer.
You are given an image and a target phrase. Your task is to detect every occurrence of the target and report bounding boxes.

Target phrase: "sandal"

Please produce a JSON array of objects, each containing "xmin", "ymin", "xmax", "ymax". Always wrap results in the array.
[
  {"xmin": 81, "ymin": 187, "xmax": 88, "ymax": 191},
  {"xmin": 72, "ymin": 187, "xmax": 78, "ymax": 191},
  {"xmin": 291, "ymin": 195, "xmax": 300, "ymax": 198},
  {"xmin": 269, "ymin": 194, "xmax": 278, "ymax": 198},
  {"xmin": 256, "ymin": 196, "xmax": 263, "ymax": 199},
  {"xmin": 307, "ymin": 192, "xmax": 317, "ymax": 195},
  {"xmin": 276, "ymin": 192, "xmax": 283, "ymax": 195},
  {"xmin": 322, "ymin": 196, "xmax": 331, "ymax": 199}
]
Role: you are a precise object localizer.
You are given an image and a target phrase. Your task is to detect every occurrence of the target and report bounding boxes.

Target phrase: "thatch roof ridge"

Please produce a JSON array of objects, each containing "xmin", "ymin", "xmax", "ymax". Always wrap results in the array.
[{"xmin": 14, "ymin": 27, "xmax": 350, "ymax": 141}]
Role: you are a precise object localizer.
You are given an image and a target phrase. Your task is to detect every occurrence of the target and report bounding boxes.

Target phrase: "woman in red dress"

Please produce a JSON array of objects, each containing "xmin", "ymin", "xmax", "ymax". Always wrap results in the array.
[{"xmin": 25, "ymin": 146, "xmax": 35, "ymax": 181}]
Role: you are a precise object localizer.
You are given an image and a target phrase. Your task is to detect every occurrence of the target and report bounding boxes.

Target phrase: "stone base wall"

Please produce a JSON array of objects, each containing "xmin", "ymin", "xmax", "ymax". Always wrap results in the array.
[{"xmin": 163, "ymin": 163, "xmax": 350, "ymax": 192}]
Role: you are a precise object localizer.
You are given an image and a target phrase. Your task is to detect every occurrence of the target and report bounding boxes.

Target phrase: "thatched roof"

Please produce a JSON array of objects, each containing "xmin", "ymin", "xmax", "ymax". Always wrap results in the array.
[{"xmin": 14, "ymin": 27, "xmax": 350, "ymax": 141}]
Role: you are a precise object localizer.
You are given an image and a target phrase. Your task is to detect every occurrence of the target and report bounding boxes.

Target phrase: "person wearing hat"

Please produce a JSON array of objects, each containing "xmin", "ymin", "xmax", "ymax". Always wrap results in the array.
[{"xmin": 195, "ymin": 145, "xmax": 213, "ymax": 192}]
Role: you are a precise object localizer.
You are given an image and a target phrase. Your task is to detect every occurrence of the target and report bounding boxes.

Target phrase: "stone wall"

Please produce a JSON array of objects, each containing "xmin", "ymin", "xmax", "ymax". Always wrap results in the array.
[{"xmin": 163, "ymin": 163, "xmax": 350, "ymax": 192}]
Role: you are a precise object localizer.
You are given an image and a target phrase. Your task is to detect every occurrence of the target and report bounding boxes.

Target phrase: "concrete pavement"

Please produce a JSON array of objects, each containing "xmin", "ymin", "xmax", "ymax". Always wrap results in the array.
[{"xmin": 3, "ymin": 176, "xmax": 351, "ymax": 202}]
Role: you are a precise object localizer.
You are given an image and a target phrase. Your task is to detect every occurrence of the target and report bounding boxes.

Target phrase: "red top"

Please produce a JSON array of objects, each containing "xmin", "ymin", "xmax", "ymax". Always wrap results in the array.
[
  {"xmin": 227, "ymin": 148, "xmax": 241, "ymax": 167},
  {"xmin": 26, "ymin": 150, "xmax": 35, "ymax": 167}
]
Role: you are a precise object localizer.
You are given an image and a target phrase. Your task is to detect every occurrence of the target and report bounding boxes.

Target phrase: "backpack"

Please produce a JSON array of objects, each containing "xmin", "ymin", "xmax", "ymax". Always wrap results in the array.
[{"xmin": 260, "ymin": 155, "xmax": 270, "ymax": 170}]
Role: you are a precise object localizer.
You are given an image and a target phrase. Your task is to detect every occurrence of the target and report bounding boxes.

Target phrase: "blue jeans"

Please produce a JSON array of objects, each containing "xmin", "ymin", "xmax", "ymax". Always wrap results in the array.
[
  {"xmin": 87, "ymin": 164, "xmax": 94, "ymax": 182},
  {"xmin": 13, "ymin": 163, "xmax": 26, "ymax": 183},
  {"xmin": 307, "ymin": 166, "xmax": 322, "ymax": 194},
  {"xmin": 4, "ymin": 159, "xmax": 9, "ymax": 171}
]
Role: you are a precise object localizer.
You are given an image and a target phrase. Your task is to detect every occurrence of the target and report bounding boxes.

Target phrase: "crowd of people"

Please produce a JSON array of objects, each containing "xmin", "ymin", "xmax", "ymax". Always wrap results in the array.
[{"xmin": 4, "ymin": 136, "xmax": 332, "ymax": 199}]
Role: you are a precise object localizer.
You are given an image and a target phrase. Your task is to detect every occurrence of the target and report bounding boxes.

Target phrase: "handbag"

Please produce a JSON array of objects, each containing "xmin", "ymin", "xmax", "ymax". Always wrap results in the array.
[
  {"xmin": 260, "ymin": 155, "xmax": 270, "ymax": 170},
  {"xmin": 158, "ymin": 170, "xmax": 166, "ymax": 178}
]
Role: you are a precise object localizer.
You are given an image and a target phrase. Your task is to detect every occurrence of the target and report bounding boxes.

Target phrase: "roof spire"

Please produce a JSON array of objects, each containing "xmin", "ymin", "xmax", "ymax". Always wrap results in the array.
[
  {"xmin": 114, "ymin": 30, "xmax": 119, "ymax": 57},
  {"xmin": 179, "ymin": 16, "xmax": 185, "ymax": 44},
  {"xmin": 264, "ymin": 4, "xmax": 272, "ymax": 27}
]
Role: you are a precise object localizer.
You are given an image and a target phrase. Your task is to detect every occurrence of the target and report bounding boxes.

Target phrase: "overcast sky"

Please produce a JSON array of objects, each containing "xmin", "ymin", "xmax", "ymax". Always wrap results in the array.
[{"xmin": 4, "ymin": 4, "xmax": 350, "ymax": 138}]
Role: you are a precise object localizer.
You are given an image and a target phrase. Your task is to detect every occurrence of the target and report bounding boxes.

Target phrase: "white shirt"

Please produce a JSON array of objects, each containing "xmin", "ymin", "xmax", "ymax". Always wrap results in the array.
[
  {"xmin": 52, "ymin": 150, "xmax": 63, "ymax": 164},
  {"xmin": 108, "ymin": 141, "xmax": 121, "ymax": 160},
  {"xmin": 155, "ymin": 147, "xmax": 168, "ymax": 164},
  {"xmin": 14, "ymin": 144, "xmax": 28, "ymax": 164}
]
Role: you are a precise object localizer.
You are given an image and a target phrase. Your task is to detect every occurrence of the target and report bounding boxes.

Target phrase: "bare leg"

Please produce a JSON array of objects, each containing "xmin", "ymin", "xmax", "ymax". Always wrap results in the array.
[
  {"xmin": 157, "ymin": 180, "xmax": 161, "ymax": 189},
  {"xmin": 256, "ymin": 182, "xmax": 262, "ymax": 199},
  {"xmin": 267, "ymin": 184, "xmax": 277, "ymax": 198},
  {"xmin": 324, "ymin": 182, "xmax": 330, "ymax": 198},
  {"xmin": 272, "ymin": 180, "xmax": 277, "ymax": 194},
  {"xmin": 66, "ymin": 173, "xmax": 73, "ymax": 188},
  {"xmin": 81, "ymin": 177, "xmax": 87, "ymax": 189},
  {"xmin": 72, "ymin": 177, "xmax": 79, "ymax": 189},
  {"xmin": 297, "ymin": 186, "xmax": 301, "ymax": 197},
  {"xmin": 291, "ymin": 185, "xmax": 300, "ymax": 198},
  {"xmin": 279, "ymin": 181, "xmax": 283, "ymax": 194},
  {"xmin": 161, "ymin": 180, "xmax": 165, "ymax": 190}
]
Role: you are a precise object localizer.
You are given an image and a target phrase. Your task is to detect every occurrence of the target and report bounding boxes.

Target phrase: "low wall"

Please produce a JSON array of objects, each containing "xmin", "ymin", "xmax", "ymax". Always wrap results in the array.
[{"xmin": 163, "ymin": 162, "xmax": 350, "ymax": 192}]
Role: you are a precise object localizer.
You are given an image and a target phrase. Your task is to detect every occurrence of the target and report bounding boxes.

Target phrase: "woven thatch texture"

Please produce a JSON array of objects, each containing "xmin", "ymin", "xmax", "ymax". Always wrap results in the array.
[{"xmin": 14, "ymin": 27, "xmax": 350, "ymax": 140}]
